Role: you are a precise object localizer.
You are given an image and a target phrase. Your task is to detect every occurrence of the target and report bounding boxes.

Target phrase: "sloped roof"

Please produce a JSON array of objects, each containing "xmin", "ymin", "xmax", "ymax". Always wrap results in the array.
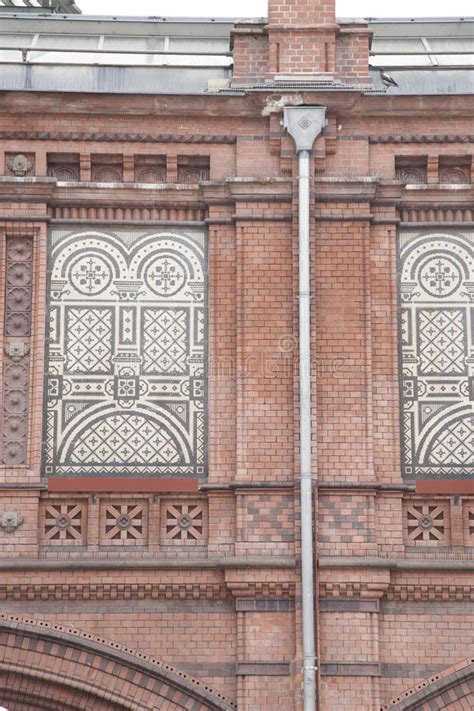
[{"xmin": 0, "ymin": 13, "xmax": 473, "ymax": 95}]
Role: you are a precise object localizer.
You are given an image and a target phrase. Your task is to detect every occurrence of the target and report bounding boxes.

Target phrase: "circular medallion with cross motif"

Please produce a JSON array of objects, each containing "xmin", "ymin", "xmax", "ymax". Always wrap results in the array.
[
  {"xmin": 70, "ymin": 254, "xmax": 113, "ymax": 296},
  {"xmin": 145, "ymin": 255, "xmax": 187, "ymax": 297},
  {"xmin": 419, "ymin": 254, "xmax": 463, "ymax": 298}
]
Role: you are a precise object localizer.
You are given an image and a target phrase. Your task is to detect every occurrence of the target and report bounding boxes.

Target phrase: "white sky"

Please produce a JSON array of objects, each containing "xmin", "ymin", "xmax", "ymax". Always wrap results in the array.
[{"xmin": 78, "ymin": 0, "xmax": 474, "ymax": 18}]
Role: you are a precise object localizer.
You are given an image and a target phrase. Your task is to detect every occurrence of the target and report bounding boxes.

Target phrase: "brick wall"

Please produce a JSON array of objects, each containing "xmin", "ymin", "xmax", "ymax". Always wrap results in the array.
[{"xmin": 0, "ymin": 3, "xmax": 474, "ymax": 710}]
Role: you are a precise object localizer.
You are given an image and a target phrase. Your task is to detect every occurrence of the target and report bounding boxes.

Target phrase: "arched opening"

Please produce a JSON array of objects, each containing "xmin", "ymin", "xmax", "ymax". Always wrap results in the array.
[
  {"xmin": 383, "ymin": 658, "xmax": 474, "ymax": 710},
  {"xmin": 0, "ymin": 615, "xmax": 234, "ymax": 711}
]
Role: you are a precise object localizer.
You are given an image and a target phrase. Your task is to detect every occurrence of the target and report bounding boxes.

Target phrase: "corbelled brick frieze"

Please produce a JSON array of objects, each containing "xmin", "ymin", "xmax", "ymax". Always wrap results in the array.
[
  {"xmin": 50, "ymin": 205, "xmax": 208, "ymax": 222},
  {"xmin": 399, "ymin": 207, "xmax": 474, "ymax": 223},
  {"xmin": 370, "ymin": 135, "xmax": 474, "ymax": 144},
  {"xmin": 0, "ymin": 131, "xmax": 237, "ymax": 144},
  {"xmin": 320, "ymin": 583, "xmax": 474, "ymax": 602},
  {"xmin": 0, "ymin": 582, "xmax": 230, "ymax": 601},
  {"xmin": 0, "ymin": 580, "xmax": 295, "ymax": 601},
  {"xmin": 6, "ymin": 582, "xmax": 474, "ymax": 612}
]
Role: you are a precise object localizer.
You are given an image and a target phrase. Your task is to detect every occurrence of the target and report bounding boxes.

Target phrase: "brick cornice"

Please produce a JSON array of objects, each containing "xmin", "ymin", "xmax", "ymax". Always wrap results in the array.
[
  {"xmin": 0, "ymin": 555, "xmax": 296, "ymax": 571},
  {"xmin": 0, "ymin": 178, "xmax": 208, "ymax": 213},
  {"xmin": 314, "ymin": 177, "xmax": 378, "ymax": 202},
  {"xmin": 0, "ymin": 91, "xmax": 260, "ymax": 118},
  {"xmin": 0, "ymin": 176, "xmax": 55, "ymax": 202},
  {"xmin": 226, "ymin": 177, "xmax": 292, "ymax": 201},
  {"xmin": 319, "ymin": 556, "xmax": 474, "ymax": 571}
]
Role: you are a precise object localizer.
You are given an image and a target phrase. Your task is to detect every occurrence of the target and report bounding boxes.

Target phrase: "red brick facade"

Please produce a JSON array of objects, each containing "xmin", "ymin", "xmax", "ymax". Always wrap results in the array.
[{"xmin": 0, "ymin": 1, "xmax": 474, "ymax": 709}]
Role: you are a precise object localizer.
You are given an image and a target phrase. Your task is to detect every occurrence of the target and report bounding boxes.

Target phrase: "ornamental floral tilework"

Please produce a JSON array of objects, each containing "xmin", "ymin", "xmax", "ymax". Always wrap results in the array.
[
  {"xmin": 43, "ymin": 227, "xmax": 207, "ymax": 479},
  {"xmin": 399, "ymin": 230, "xmax": 474, "ymax": 480}
]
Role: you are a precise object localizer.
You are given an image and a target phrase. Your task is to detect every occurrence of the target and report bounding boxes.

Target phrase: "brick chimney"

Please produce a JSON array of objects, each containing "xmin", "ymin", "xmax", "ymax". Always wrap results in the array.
[
  {"xmin": 268, "ymin": 0, "xmax": 338, "ymax": 78},
  {"xmin": 231, "ymin": 0, "xmax": 372, "ymax": 87}
]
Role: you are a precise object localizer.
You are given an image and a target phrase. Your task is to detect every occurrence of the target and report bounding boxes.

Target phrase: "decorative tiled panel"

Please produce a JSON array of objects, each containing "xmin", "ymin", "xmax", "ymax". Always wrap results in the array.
[
  {"xmin": 100, "ymin": 500, "xmax": 147, "ymax": 546},
  {"xmin": 40, "ymin": 500, "xmax": 86, "ymax": 546},
  {"xmin": 404, "ymin": 500, "xmax": 450, "ymax": 546},
  {"xmin": 1, "ymin": 236, "xmax": 33, "ymax": 465},
  {"xmin": 43, "ymin": 227, "xmax": 207, "ymax": 479},
  {"xmin": 398, "ymin": 230, "xmax": 474, "ymax": 480},
  {"xmin": 161, "ymin": 500, "xmax": 207, "ymax": 545}
]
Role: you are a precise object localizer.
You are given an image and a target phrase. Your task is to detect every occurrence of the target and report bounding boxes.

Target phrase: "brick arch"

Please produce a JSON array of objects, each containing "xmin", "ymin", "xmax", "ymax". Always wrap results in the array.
[
  {"xmin": 0, "ymin": 614, "xmax": 235, "ymax": 711},
  {"xmin": 382, "ymin": 659, "xmax": 474, "ymax": 710}
]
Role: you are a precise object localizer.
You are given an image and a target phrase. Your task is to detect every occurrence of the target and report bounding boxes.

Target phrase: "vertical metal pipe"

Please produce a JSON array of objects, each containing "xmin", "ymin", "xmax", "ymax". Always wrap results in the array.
[
  {"xmin": 283, "ymin": 106, "xmax": 326, "ymax": 711},
  {"xmin": 298, "ymin": 149, "xmax": 316, "ymax": 711}
]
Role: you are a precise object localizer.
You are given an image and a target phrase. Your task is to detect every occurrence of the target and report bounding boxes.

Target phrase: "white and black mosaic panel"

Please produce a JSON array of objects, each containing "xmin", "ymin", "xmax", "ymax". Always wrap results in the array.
[
  {"xmin": 43, "ymin": 227, "xmax": 207, "ymax": 479},
  {"xmin": 399, "ymin": 230, "xmax": 474, "ymax": 480}
]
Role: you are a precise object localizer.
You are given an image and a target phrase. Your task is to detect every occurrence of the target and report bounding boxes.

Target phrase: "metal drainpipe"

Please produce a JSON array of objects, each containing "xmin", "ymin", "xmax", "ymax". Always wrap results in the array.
[{"xmin": 283, "ymin": 106, "xmax": 327, "ymax": 711}]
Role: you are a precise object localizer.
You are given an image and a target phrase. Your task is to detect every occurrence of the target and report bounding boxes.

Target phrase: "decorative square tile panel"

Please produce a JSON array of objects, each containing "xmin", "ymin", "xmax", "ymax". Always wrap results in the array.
[
  {"xmin": 100, "ymin": 501, "xmax": 147, "ymax": 546},
  {"xmin": 40, "ymin": 500, "xmax": 86, "ymax": 546},
  {"xmin": 161, "ymin": 500, "xmax": 207, "ymax": 545},
  {"xmin": 404, "ymin": 501, "xmax": 450, "ymax": 546}
]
